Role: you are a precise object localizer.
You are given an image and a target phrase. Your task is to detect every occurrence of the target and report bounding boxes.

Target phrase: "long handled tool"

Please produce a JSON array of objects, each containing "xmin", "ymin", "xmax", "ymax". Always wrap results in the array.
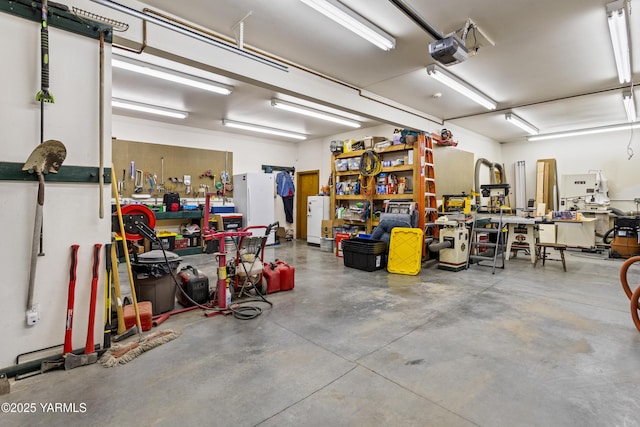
[
  {"xmin": 65, "ymin": 243, "xmax": 101, "ymax": 370},
  {"xmin": 103, "ymin": 243, "xmax": 113, "ymax": 349},
  {"xmin": 110, "ymin": 243, "xmax": 129, "ymax": 338},
  {"xmin": 40, "ymin": 245, "xmax": 80, "ymax": 374},
  {"xmin": 22, "ymin": 139, "xmax": 66, "ymax": 326},
  {"xmin": 36, "ymin": 0, "xmax": 54, "ymax": 104},
  {"xmin": 85, "ymin": 243, "xmax": 102, "ymax": 353},
  {"xmin": 64, "ymin": 245, "xmax": 80, "ymax": 354},
  {"xmin": 36, "ymin": 0, "xmax": 55, "ymax": 257},
  {"xmin": 100, "ymin": 170, "xmax": 180, "ymax": 367},
  {"xmin": 112, "ymin": 172, "xmax": 143, "ymax": 337},
  {"xmin": 98, "ymin": 30, "xmax": 105, "ymax": 219}
]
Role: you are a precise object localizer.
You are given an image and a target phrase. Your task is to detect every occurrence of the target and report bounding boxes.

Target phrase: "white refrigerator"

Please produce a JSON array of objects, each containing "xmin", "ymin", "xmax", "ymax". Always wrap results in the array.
[
  {"xmin": 307, "ymin": 196, "xmax": 330, "ymax": 245},
  {"xmin": 233, "ymin": 173, "xmax": 275, "ymax": 245}
]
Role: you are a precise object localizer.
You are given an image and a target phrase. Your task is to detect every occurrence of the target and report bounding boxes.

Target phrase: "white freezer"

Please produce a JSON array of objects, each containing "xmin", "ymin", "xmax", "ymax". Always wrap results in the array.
[
  {"xmin": 233, "ymin": 173, "xmax": 276, "ymax": 245},
  {"xmin": 307, "ymin": 196, "xmax": 330, "ymax": 245}
]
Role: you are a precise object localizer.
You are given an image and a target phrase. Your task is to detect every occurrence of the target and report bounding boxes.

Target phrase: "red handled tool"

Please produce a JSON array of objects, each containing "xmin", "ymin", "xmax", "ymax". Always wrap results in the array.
[
  {"xmin": 85, "ymin": 243, "xmax": 102, "ymax": 354},
  {"xmin": 63, "ymin": 244, "xmax": 79, "ymax": 354}
]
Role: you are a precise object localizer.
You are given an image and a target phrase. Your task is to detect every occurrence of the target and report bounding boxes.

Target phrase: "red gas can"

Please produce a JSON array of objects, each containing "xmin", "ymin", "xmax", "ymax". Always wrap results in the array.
[
  {"xmin": 276, "ymin": 260, "xmax": 295, "ymax": 291},
  {"xmin": 263, "ymin": 262, "xmax": 281, "ymax": 294}
]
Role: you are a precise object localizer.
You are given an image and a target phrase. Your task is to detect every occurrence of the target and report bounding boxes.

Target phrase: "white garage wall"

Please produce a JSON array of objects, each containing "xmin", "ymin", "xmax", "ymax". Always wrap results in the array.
[
  {"xmin": 501, "ymin": 132, "xmax": 640, "ymax": 213},
  {"xmin": 0, "ymin": 13, "xmax": 111, "ymax": 368}
]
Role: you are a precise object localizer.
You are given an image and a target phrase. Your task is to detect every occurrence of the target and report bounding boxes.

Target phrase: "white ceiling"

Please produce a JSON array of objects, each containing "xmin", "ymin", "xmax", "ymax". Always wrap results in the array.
[{"xmin": 110, "ymin": 0, "xmax": 639, "ymax": 143}]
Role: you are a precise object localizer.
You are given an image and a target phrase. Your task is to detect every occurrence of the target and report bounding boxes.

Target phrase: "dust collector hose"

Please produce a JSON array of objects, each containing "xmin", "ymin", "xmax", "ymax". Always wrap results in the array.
[
  {"xmin": 428, "ymin": 240, "xmax": 452, "ymax": 252},
  {"xmin": 618, "ymin": 256, "xmax": 640, "ymax": 332},
  {"xmin": 474, "ymin": 158, "xmax": 505, "ymax": 206}
]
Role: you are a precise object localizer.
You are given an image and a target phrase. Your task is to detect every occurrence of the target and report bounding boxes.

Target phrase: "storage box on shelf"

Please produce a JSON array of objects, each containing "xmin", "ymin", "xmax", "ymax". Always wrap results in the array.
[
  {"xmin": 330, "ymin": 141, "xmax": 425, "ymax": 234},
  {"xmin": 150, "ymin": 210, "xmax": 204, "ymax": 256}
]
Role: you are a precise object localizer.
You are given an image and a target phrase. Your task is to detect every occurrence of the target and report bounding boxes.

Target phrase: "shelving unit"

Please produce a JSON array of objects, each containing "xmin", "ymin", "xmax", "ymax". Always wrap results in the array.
[
  {"xmin": 330, "ymin": 141, "xmax": 426, "ymax": 234},
  {"xmin": 153, "ymin": 210, "xmax": 204, "ymax": 256}
]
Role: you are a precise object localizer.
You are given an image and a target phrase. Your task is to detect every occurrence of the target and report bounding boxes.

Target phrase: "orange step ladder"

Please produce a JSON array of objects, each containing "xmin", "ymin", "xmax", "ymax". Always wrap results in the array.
[{"xmin": 417, "ymin": 133, "xmax": 439, "ymax": 255}]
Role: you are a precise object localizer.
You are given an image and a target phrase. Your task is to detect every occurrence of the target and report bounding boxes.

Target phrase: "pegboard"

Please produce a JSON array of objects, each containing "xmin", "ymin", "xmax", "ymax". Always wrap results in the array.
[{"xmin": 112, "ymin": 138, "xmax": 233, "ymax": 199}]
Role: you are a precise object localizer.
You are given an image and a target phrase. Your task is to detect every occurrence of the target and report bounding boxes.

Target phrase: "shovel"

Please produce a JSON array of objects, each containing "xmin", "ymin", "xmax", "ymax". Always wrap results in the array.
[{"xmin": 23, "ymin": 139, "xmax": 66, "ymax": 325}]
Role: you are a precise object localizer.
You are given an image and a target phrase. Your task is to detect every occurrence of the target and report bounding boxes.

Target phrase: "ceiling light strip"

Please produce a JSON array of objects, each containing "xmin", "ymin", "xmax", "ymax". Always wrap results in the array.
[
  {"xmin": 528, "ymin": 122, "xmax": 640, "ymax": 142},
  {"xmin": 505, "ymin": 112, "xmax": 539, "ymax": 135},
  {"xmin": 112, "ymin": 57, "xmax": 233, "ymax": 95},
  {"xmin": 299, "ymin": 0, "xmax": 395, "ymax": 50},
  {"xmin": 222, "ymin": 119, "xmax": 307, "ymax": 140},
  {"xmin": 426, "ymin": 64, "xmax": 497, "ymax": 110},
  {"xmin": 90, "ymin": 0, "xmax": 288, "ymax": 72},
  {"xmin": 271, "ymin": 99, "xmax": 361, "ymax": 128},
  {"xmin": 623, "ymin": 90, "xmax": 636, "ymax": 123},
  {"xmin": 112, "ymin": 99, "xmax": 188, "ymax": 119},
  {"xmin": 606, "ymin": 0, "xmax": 631, "ymax": 84}
]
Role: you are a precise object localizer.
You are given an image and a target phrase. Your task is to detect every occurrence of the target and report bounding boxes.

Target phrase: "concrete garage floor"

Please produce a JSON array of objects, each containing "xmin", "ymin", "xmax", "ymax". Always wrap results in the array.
[{"xmin": 4, "ymin": 240, "xmax": 640, "ymax": 427}]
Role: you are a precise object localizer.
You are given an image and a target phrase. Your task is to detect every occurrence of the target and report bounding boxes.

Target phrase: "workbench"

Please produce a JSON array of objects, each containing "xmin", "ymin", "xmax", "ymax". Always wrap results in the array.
[
  {"xmin": 555, "ymin": 217, "xmax": 597, "ymax": 249},
  {"xmin": 498, "ymin": 216, "xmax": 597, "ymax": 264}
]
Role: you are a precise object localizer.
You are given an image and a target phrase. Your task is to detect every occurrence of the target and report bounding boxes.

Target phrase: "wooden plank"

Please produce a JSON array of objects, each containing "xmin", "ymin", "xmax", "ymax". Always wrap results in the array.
[{"xmin": 536, "ymin": 161, "xmax": 545, "ymax": 207}]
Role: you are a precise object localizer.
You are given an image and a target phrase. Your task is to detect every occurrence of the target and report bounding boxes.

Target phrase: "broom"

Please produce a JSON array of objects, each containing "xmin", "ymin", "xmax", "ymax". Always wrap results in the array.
[{"xmin": 100, "ymin": 166, "xmax": 179, "ymax": 367}]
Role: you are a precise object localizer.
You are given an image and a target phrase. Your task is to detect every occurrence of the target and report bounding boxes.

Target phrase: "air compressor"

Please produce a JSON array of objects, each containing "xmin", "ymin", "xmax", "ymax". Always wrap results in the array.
[{"xmin": 428, "ymin": 220, "xmax": 469, "ymax": 271}]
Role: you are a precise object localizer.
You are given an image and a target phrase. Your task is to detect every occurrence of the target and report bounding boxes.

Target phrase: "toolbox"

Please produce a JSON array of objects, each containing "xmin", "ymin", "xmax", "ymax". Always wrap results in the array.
[
  {"xmin": 123, "ymin": 301, "xmax": 153, "ymax": 331},
  {"xmin": 176, "ymin": 266, "xmax": 210, "ymax": 306}
]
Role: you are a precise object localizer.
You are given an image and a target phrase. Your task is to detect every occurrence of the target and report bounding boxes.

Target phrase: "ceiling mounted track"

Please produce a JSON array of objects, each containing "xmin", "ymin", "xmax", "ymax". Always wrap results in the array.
[
  {"xmin": 387, "ymin": 0, "xmax": 443, "ymax": 40},
  {"xmin": 89, "ymin": 0, "xmax": 288, "ymax": 72}
]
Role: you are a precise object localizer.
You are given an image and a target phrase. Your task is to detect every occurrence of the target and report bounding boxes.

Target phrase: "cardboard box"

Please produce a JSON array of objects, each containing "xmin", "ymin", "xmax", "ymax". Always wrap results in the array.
[
  {"xmin": 359, "ymin": 136, "xmax": 386, "ymax": 148},
  {"xmin": 321, "ymin": 219, "xmax": 345, "ymax": 238}
]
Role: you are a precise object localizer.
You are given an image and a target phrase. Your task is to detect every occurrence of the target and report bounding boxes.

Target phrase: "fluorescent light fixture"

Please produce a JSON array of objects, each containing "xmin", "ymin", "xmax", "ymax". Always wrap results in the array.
[
  {"xmin": 271, "ymin": 99, "xmax": 361, "ymax": 128},
  {"xmin": 623, "ymin": 90, "xmax": 636, "ymax": 122},
  {"xmin": 112, "ymin": 99, "xmax": 188, "ymax": 119},
  {"xmin": 528, "ymin": 122, "xmax": 640, "ymax": 141},
  {"xmin": 299, "ymin": 0, "xmax": 395, "ymax": 50},
  {"xmin": 90, "ymin": 0, "xmax": 288, "ymax": 71},
  {"xmin": 426, "ymin": 64, "xmax": 497, "ymax": 110},
  {"xmin": 606, "ymin": 0, "xmax": 631, "ymax": 84},
  {"xmin": 222, "ymin": 119, "xmax": 307, "ymax": 140},
  {"xmin": 112, "ymin": 57, "xmax": 233, "ymax": 95},
  {"xmin": 505, "ymin": 112, "xmax": 539, "ymax": 135}
]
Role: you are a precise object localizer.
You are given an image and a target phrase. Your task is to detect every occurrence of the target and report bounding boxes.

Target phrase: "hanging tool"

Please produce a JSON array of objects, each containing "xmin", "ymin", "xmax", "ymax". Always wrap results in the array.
[
  {"xmin": 161, "ymin": 157, "xmax": 165, "ymax": 187},
  {"xmin": 98, "ymin": 30, "xmax": 106, "ymax": 219},
  {"xmin": 134, "ymin": 169, "xmax": 143, "ymax": 193},
  {"xmin": 65, "ymin": 243, "xmax": 101, "ymax": 370},
  {"xmin": 36, "ymin": 0, "xmax": 54, "ymax": 104},
  {"xmin": 35, "ymin": 0, "xmax": 56, "ymax": 256},
  {"xmin": 22, "ymin": 140, "xmax": 67, "ymax": 326}
]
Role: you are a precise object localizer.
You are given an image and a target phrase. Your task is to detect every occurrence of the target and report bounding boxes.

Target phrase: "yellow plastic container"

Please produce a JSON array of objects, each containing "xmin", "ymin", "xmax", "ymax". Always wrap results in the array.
[{"xmin": 387, "ymin": 228, "xmax": 423, "ymax": 275}]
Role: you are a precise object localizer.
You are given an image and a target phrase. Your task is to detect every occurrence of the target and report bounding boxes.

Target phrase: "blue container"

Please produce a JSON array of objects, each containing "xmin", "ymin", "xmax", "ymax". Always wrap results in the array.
[{"xmin": 211, "ymin": 206, "xmax": 235, "ymax": 214}]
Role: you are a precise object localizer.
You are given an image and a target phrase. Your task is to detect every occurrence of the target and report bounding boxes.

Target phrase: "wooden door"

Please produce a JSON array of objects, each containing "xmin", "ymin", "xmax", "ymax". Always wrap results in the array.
[{"xmin": 296, "ymin": 170, "xmax": 320, "ymax": 240}]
